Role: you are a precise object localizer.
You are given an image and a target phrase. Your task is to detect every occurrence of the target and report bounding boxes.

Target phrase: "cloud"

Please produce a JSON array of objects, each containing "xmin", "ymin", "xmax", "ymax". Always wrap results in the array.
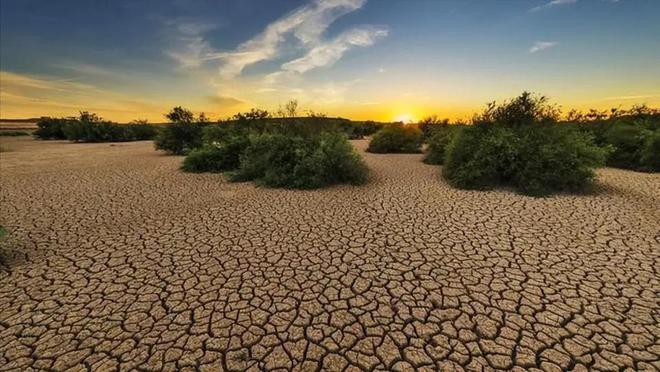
[
  {"xmin": 164, "ymin": 19, "xmax": 216, "ymax": 68},
  {"xmin": 529, "ymin": 41, "xmax": 558, "ymax": 53},
  {"xmin": 530, "ymin": 0, "xmax": 578, "ymax": 12},
  {"xmin": 281, "ymin": 27, "xmax": 388, "ymax": 73},
  {"xmin": 603, "ymin": 94, "xmax": 660, "ymax": 100},
  {"xmin": 205, "ymin": 0, "xmax": 369, "ymax": 78},
  {"xmin": 206, "ymin": 95, "xmax": 245, "ymax": 106},
  {"xmin": 0, "ymin": 70, "xmax": 166, "ymax": 120}
]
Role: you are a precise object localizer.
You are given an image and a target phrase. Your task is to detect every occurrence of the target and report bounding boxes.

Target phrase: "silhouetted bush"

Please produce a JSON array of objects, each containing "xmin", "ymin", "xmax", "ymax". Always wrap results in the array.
[
  {"xmin": 367, "ymin": 125, "xmax": 423, "ymax": 153},
  {"xmin": 229, "ymin": 131, "xmax": 367, "ymax": 189},
  {"xmin": 60, "ymin": 113, "xmax": 158, "ymax": 142},
  {"xmin": 182, "ymin": 135, "xmax": 250, "ymax": 173},
  {"xmin": 34, "ymin": 113, "xmax": 158, "ymax": 142},
  {"xmin": 419, "ymin": 115, "xmax": 450, "ymax": 140},
  {"xmin": 154, "ymin": 107, "xmax": 206, "ymax": 155},
  {"xmin": 423, "ymin": 126, "xmax": 459, "ymax": 165},
  {"xmin": 443, "ymin": 92, "xmax": 607, "ymax": 196},
  {"xmin": 34, "ymin": 117, "xmax": 72, "ymax": 139}
]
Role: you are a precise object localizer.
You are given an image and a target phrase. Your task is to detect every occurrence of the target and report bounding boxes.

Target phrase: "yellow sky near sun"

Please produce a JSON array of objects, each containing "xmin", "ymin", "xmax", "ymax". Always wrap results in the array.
[{"xmin": 2, "ymin": 70, "xmax": 659, "ymax": 123}]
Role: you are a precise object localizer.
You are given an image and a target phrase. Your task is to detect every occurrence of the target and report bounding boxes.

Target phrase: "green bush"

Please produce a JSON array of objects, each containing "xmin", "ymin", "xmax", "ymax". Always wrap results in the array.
[
  {"xmin": 182, "ymin": 135, "xmax": 250, "ymax": 173},
  {"xmin": 34, "ymin": 117, "xmax": 72, "ymax": 139},
  {"xmin": 443, "ymin": 125, "xmax": 519, "ymax": 190},
  {"xmin": 367, "ymin": 125, "xmax": 423, "ymax": 153},
  {"xmin": 603, "ymin": 124, "xmax": 650, "ymax": 170},
  {"xmin": 154, "ymin": 107, "xmax": 206, "ymax": 155},
  {"xmin": 60, "ymin": 113, "xmax": 158, "ymax": 142},
  {"xmin": 640, "ymin": 130, "xmax": 660, "ymax": 171},
  {"xmin": 229, "ymin": 131, "xmax": 367, "ymax": 189},
  {"xmin": 512, "ymin": 126, "xmax": 609, "ymax": 196},
  {"xmin": 423, "ymin": 126, "xmax": 458, "ymax": 165},
  {"xmin": 442, "ymin": 92, "xmax": 607, "ymax": 196}
]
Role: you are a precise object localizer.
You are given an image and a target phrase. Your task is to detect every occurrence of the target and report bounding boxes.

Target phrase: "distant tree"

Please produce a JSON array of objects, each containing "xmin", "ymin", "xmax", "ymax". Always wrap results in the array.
[
  {"xmin": 166, "ymin": 106, "xmax": 195, "ymax": 124},
  {"xmin": 198, "ymin": 112, "xmax": 210, "ymax": 124},
  {"xmin": 233, "ymin": 108, "xmax": 270, "ymax": 121},
  {"xmin": 78, "ymin": 111, "xmax": 102, "ymax": 123},
  {"xmin": 306, "ymin": 110, "xmax": 327, "ymax": 118},
  {"xmin": 277, "ymin": 99, "xmax": 299, "ymax": 118}
]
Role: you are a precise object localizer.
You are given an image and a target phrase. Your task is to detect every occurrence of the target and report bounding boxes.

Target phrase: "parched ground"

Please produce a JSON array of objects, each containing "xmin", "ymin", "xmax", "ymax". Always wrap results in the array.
[{"xmin": 0, "ymin": 137, "xmax": 658, "ymax": 371}]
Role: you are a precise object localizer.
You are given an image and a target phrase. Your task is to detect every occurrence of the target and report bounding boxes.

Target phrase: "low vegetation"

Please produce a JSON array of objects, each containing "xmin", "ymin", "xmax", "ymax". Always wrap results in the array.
[
  {"xmin": 154, "ymin": 107, "xmax": 207, "ymax": 155},
  {"xmin": 442, "ymin": 92, "xmax": 609, "ymax": 196},
  {"xmin": 176, "ymin": 106, "xmax": 369, "ymax": 189},
  {"xmin": 423, "ymin": 125, "xmax": 460, "ymax": 165},
  {"xmin": 569, "ymin": 106, "xmax": 660, "ymax": 172},
  {"xmin": 181, "ymin": 135, "xmax": 250, "ymax": 173},
  {"xmin": 34, "ymin": 113, "xmax": 158, "ymax": 142},
  {"xmin": 0, "ymin": 131, "xmax": 30, "ymax": 137},
  {"xmin": 228, "ymin": 131, "xmax": 368, "ymax": 189},
  {"xmin": 367, "ymin": 125, "xmax": 423, "ymax": 153}
]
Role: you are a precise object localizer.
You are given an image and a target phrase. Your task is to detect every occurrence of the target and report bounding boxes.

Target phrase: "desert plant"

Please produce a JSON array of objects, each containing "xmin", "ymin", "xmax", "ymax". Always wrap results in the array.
[
  {"xmin": 511, "ymin": 125, "xmax": 609, "ymax": 196},
  {"xmin": 154, "ymin": 107, "xmax": 206, "ymax": 155},
  {"xmin": 443, "ymin": 125, "xmax": 519, "ymax": 190},
  {"xmin": 419, "ymin": 115, "xmax": 450, "ymax": 140},
  {"xmin": 602, "ymin": 124, "xmax": 651, "ymax": 170},
  {"xmin": 34, "ymin": 117, "xmax": 72, "ymax": 139},
  {"xmin": 640, "ymin": 130, "xmax": 660, "ymax": 171},
  {"xmin": 229, "ymin": 131, "xmax": 367, "ymax": 189},
  {"xmin": 367, "ymin": 125, "xmax": 423, "ymax": 153},
  {"xmin": 423, "ymin": 126, "xmax": 458, "ymax": 165},
  {"xmin": 182, "ymin": 135, "xmax": 250, "ymax": 173},
  {"xmin": 443, "ymin": 92, "xmax": 607, "ymax": 196}
]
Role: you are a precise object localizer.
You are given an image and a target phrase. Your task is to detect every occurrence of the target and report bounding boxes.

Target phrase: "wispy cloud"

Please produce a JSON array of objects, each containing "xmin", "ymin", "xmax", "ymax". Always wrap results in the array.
[
  {"xmin": 603, "ymin": 93, "xmax": 660, "ymax": 100},
  {"xmin": 282, "ymin": 27, "xmax": 387, "ymax": 73},
  {"xmin": 164, "ymin": 19, "xmax": 216, "ymax": 68},
  {"xmin": 166, "ymin": 0, "xmax": 386, "ymax": 80},
  {"xmin": 530, "ymin": 0, "xmax": 578, "ymax": 12},
  {"xmin": 529, "ymin": 41, "xmax": 558, "ymax": 53},
  {"xmin": 207, "ymin": 0, "xmax": 372, "ymax": 78},
  {"xmin": 0, "ymin": 70, "xmax": 166, "ymax": 120}
]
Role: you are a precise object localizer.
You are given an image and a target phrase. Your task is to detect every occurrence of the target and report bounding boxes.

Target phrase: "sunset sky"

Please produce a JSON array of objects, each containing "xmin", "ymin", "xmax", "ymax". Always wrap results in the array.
[{"xmin": 1, "ymin": 0, "xmax": 659, "ymax": 122}]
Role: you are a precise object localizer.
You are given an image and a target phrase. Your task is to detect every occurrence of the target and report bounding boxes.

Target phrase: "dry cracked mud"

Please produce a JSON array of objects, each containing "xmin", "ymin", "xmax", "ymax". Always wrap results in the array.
[{"xmin": 0, "ymin": 137, "xmax": 659, "ymax": 371}]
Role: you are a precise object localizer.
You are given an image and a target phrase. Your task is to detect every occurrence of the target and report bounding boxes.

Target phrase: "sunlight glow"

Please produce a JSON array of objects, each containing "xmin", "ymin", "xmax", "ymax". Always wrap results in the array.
[{"xmin": 394, "ymin": 114, "xmax": 416, "ymax": 123}]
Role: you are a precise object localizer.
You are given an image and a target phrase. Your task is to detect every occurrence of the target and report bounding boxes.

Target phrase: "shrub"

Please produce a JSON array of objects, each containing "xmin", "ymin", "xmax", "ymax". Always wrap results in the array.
[
  {"xmin": 640, "ymin": 130, "xmax": 660, "ymax": 171},
  {"xmin": 423, "ymin": 126, "xmax": 458, "ymax": 165},
  {"xmin": 443, "ymin": 92, "xmax": 607, "ymax": 196},
  {"xmin": 603, "ymin": 124, "xmax": 650, "ymax": 170},
  {"xmin": 229, "ymin": 131, "xmax": 367, "ymax": 189},
  {"xmin": 154, "ymin": 107, "xmax": 205, "ymax": 155},
  {"xmin": 0, "ymin": 131, "xmax": 29, "ymax": 137},
  {"xmin": 182, "ymin": 136, "xmax": 250, "ymax": 173},
  {"xmin": 419, "ymin": 115, "xmax": 450, "ymax": 140},
  {"xmin": 512, "ymin": 126, "xmax": 609, "ymax": 196},
  {"xmin": 34, "ymin": 117, "xmax": 72, "ymax": 139},
  {"xmin": 367, "ymin": 125, "xmax": 423, "ymax": 153},
  {"xmin": 443, "ymin": 125, "xmax": 519, "ymax": 190}
]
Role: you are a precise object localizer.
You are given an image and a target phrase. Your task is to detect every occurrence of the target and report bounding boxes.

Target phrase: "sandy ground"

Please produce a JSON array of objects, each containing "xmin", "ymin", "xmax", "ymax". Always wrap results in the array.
[{"xmin": 0, "ymin": 136, "xmax": 658, "ymax": 371}]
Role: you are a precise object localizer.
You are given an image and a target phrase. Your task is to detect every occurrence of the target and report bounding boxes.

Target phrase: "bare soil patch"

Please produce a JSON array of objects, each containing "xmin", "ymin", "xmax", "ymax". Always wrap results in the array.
[{"xmin": 1, "ymin": 137, "xmax": 658, "ymax": 370}]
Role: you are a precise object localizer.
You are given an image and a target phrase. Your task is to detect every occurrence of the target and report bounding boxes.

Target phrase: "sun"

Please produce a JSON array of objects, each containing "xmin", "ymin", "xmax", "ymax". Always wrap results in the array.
[{"xmin": 394, "ymin": 113, "xmax": 416, "ymax": 124}]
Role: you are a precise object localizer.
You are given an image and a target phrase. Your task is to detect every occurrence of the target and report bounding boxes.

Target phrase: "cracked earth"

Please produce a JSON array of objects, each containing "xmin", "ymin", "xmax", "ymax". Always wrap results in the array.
[{"xmin": 0, "ymin": 137, "xmax": 659, "ymax": 371}]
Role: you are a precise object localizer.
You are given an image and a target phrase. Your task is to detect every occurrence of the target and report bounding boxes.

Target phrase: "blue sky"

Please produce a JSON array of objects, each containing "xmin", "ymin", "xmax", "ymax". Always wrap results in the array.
[{"xmin": 1, "ymin": 0, "xmax": 659, "ymax": 121}]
